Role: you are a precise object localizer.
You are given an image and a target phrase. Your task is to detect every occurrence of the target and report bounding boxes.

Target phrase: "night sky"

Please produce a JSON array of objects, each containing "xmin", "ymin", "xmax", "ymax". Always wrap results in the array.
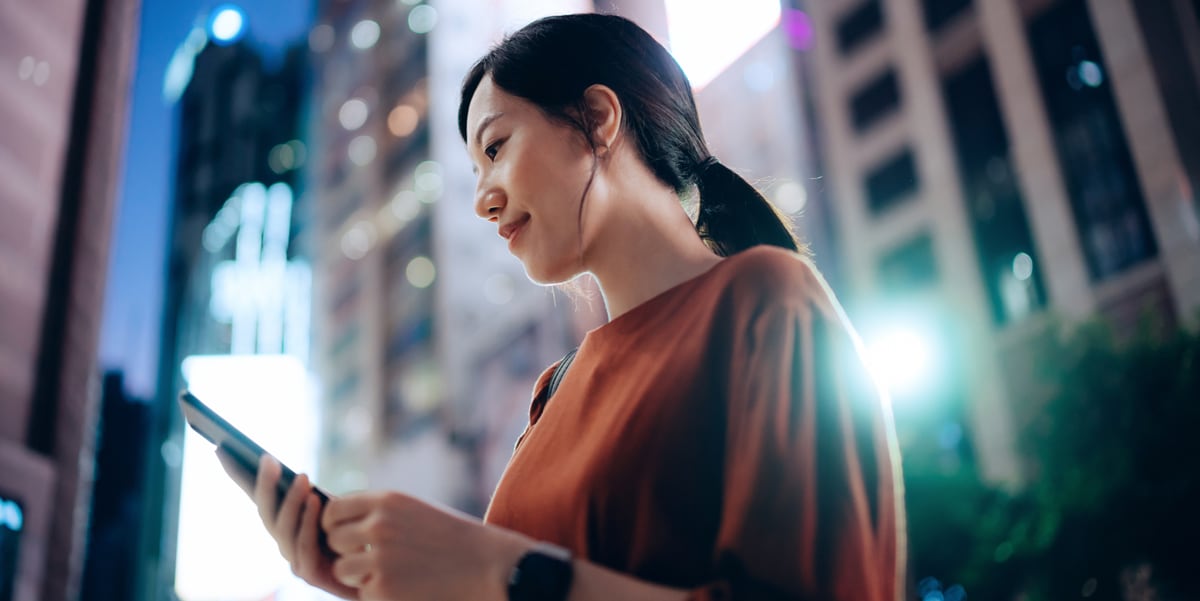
[{"xmin": 97, "ymin": 1, "xmax": 312, "ymax": 398}]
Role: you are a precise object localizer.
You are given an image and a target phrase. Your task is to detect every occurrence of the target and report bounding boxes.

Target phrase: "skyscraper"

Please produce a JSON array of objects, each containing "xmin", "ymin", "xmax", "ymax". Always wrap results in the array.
[{"xmin": 804, "ymin": 0, "xmax": 1200, "ymax": 484}]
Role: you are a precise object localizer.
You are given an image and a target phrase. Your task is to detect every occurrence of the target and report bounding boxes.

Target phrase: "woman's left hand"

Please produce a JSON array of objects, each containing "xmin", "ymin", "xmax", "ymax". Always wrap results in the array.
[{"xmin": 321, "ymin": 490, "xmax": 531, "ymax": 601}]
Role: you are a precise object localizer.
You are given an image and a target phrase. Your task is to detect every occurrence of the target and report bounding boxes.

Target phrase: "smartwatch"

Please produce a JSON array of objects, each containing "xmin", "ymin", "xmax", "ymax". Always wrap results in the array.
[{"xmin": 507, "ymin": 542, "xmax": 574, "ymax": 601}]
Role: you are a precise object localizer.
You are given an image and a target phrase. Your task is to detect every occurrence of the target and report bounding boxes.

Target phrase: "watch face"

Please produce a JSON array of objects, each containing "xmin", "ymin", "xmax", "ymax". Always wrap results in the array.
[{"xmin": 508, "ymin": 546, "xmax": 573, "ymax": 601}]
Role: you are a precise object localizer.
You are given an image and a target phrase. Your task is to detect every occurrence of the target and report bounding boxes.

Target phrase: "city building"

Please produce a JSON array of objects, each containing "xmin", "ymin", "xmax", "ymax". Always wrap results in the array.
[
  {"xmin": 306, "ymin": 0, "xmax": 457, "ymax": 505},
  {"xmin": 804, "ymin": 0, "xmax": 1200, "ymax": 485},
  {"xmin": 136, "ymin": 16, "xmax": 311, "ymax": 598},
  {"xmin": 0, "ymin": 0, "xmax": 139, "ymax": 599}
]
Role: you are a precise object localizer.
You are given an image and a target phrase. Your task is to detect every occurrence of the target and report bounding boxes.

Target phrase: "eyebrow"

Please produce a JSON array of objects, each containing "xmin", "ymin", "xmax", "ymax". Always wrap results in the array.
[{"xmin": 472, "ymin": 112, "xmax": 504, "ymax": 149}]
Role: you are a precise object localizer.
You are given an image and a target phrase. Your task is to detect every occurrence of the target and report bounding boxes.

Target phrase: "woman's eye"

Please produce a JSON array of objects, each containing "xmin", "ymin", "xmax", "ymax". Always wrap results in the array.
[{"xmin": 485, "ymin": 139, "xmax": 504, "ymax": 161}]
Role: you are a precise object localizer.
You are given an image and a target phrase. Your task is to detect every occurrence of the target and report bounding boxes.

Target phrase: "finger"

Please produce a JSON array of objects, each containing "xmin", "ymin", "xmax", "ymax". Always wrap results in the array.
[
  {"xmin": 254, "ymin": 455, "xmax": 282, "ymax": 527},
  {"xmin": 215, "ymin": 448, "xmax": 254, "ymax": 497},
  {"xmin": 332, "ymin": 551, "xmax": 373, "ymax": 589},
  {"xmin": 325, "ymin": 518, "xmax": 370, "ymax": 556},
  {"xmin": 294, "ymin": 493, "xmax": 322, "ymax": 576},
  {"xmin": 273, "ymin": 473, "xmax": 310, "ymax": 559},
  {"xmin": 321, "ymin": 494, "xmax": 376, "ymax": 531}
]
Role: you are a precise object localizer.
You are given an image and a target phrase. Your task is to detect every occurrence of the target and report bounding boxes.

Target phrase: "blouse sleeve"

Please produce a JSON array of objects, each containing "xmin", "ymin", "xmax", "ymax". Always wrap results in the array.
[{"xmin": 686, "ymin": 299, "xmax": 905, "ymax": 601}]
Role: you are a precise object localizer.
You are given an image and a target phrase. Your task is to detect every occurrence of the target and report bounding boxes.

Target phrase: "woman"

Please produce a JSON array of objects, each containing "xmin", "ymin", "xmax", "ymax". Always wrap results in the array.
[{"xmin": 221, "ymin": 13, "xmax": 905, "ymax": 601}]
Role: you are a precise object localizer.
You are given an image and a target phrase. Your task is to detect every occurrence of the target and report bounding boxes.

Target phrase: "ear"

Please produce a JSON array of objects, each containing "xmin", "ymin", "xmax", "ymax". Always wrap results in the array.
[{"xmin": 581, "ymin": 84, "xmax": 622, "ymax": 152}]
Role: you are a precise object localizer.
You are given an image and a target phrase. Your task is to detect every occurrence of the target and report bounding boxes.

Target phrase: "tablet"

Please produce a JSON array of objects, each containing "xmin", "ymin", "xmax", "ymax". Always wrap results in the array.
[{"xmin": 178, "ymin": 390, "xmax": 330, "ymax": 508}]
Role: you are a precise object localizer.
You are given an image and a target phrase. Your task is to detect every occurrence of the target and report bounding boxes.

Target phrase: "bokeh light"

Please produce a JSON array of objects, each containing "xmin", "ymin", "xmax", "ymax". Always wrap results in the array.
[
  {"xmin": 408, "ymin": 5, "xmax": 438, "ymax": 34},
  {"xmin": 866, "ymin": 324, "xmax": 939, "ymax": 401},
  {"xmin": 406, "ymin": 257, "xmax": 436, "ymax": 288},
  {"xmin": 339, "ymin": 98, "xmax": 369, "ymax": 131},
  {"xmin": 350, "ymin": 19, "xmax": 380, "ymax": 49},
  {"xmin": 388, "ymin": 104, "xmax": 419, "ymax": 137},
  {"xmin": 208, "ymin": 5, "xmax": 247, "ymax": 45}
]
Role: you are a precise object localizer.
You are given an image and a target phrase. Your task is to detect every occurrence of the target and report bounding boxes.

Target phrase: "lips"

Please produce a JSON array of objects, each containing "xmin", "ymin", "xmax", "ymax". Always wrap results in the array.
[{"xmin": 498, "ymin": 214, "xmax": 530, "ymax": 243}]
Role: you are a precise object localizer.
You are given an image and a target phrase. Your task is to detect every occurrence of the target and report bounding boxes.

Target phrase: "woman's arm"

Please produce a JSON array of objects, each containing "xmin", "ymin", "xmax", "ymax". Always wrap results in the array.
[{"xmin": 222, "ymin": 451, "xmax": 689, "ymax": 601}]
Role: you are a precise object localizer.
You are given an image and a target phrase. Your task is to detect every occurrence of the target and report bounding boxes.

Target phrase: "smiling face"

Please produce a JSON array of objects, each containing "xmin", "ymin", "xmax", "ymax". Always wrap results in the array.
[{"xmin": 466, "ymin": 76, "xmax": 599, "ymax": 284}]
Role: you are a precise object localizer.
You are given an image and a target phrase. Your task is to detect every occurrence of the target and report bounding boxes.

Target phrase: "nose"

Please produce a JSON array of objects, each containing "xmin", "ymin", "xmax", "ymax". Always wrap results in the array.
[{"xmin": 474, "ymin": 184, "xmax": 505, "ymax": 222}]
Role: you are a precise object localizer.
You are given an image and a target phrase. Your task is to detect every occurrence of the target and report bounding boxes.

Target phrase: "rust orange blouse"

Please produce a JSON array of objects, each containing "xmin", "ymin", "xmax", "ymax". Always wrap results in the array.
[{"xmin": 485, "ymin": 246, "xmax": 906, "ymax": 601}]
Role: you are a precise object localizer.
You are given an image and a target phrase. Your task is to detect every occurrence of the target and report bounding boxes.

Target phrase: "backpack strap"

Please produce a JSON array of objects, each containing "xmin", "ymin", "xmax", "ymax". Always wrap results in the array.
[{"xmin": 546, "ymin": 347, "xmax": 579, "ymax": 400}]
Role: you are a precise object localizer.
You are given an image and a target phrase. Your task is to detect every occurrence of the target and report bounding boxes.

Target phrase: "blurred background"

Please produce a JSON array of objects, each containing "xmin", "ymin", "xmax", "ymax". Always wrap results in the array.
[{"xmin": 1, "ymin": 0, "xmax": 1198, "ymax": 599}]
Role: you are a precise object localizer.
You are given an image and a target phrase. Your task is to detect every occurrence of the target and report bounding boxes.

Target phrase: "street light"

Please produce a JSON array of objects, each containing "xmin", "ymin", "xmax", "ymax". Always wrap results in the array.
[
  {"xmin": 208, "ymin": 5, "xmax": 247, "ymax": 46},
  {"xmin": 865, "ymin": 321, "xmax": 940, "ymax": 402}
]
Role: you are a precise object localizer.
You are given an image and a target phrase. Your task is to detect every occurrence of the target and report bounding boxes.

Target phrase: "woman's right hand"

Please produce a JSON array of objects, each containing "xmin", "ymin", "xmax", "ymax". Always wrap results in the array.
[{"xmin": 216, "ymin": 448, "xmax": 360, "ymax": 600}]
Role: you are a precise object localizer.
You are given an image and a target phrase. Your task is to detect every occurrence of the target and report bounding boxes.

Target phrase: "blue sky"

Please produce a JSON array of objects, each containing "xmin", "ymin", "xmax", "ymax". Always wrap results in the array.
[{"xmin": 97, "ymin": 1, "xmax": 312, "ymax": 398}]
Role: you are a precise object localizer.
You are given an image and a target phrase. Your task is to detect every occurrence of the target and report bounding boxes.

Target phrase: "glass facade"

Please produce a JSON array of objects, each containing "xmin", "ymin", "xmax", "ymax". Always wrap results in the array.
[
  {"xmin": 837, "ymin": 0, "xmax": 884, "ymax": 55},
  {"xmin": 851, "ymin": 69, "xmax": 901, "ymax": 132},
  {"xmin": 865, "ymin": 148, "xmax": 919, "ymax": 215},
  {"xmin": 942, "ymin": 56, "xmax": 1046, "ymax": 325},
  {"xmin": 1027, "ymin": 0, "xmax": 1157, "ymax": 281},
  {"xmin": 920, "ymin": 0, "xmax": 970, "ymax": 32}
]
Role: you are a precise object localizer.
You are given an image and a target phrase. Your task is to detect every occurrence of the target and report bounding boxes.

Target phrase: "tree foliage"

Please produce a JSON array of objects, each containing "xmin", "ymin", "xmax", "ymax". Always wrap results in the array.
[{"xmin": 905, "ymin": 317, "xmax": 1200, "ymax": 600}]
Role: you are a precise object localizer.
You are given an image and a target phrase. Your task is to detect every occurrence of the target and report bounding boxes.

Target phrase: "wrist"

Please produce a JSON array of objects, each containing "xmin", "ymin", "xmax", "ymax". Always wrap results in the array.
[{"xmin": 485, "ymin": 529, "xmax": 539, "ymax": 601}]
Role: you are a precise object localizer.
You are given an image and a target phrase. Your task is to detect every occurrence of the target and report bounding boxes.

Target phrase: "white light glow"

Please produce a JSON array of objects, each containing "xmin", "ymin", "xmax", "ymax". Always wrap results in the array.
[
  {"xmin": 664, "ymin": 0, "xmax": 781, "ymax": 90},
  {"xmin": 390, "ymin": 190, "xmax": 421, "ymax": 223},
  {"xmin": 31, "ymin": 61, "xmax": 50, "ymax": 87},
  {"xmin": 348, "ymin": 135, "xmax": 377, "ymax": 166},
  {"xmin": 773, "ymin": 181, "xmax": 807, "ymax": 214},
  {"xmin": 342, "ymin": 222, "xmax": 376, "ymax": 260},
  {"xmin": 1079, "ymin": 60, "xmax": 1103, "ymax": 88},
  {"xmin": 175, "ymin": 354, "xmax": 319, "ymax": 601},
  {"xmin": 339, "ymin": 98, "xmax": 369, "ymax": 131},
  {"xmin": 414, "ymin": 160, "xmax": 443, "ymax": 198},
  {"xmin": 351, "ymin": 19, "xmax": 381, "ymax": 49},
  {"xmin": 1012, "ymin": 252, "xmax": 1034, "ymax": 281},
  {"xmin": 18, "ymin": 56, "xmax": 35, "ymax": 80},
  {"xmin": 209, "ymin": 5, "xmax": 246, "ymax": 45},
  {"xmin": 408, "ymin": 5, "xmax": 438, "ymax": 34},
  {"xmin": 406, "ymin": 256, "xmax": 436, "ymax": 288},
  {"xmin": 866, "ymin": 325, "xmax": 937, "ymax": 400},
  {"xmin": 163, "ymin": 27, "xmax": 209, "ymax": 103},
  {"xmin": 208, "ymin": 183, "xmax": 311, "ymax": 360}
]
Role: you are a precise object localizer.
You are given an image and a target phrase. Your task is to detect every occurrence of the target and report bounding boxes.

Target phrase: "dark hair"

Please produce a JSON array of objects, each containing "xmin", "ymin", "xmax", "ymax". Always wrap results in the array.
[{"xmin": 457, "ymin": 13, "xmax": 802, "ymax": 257}]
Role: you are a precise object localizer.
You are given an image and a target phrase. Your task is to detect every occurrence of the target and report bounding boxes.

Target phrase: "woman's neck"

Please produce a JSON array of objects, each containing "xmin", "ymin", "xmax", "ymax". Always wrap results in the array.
[{"xmin": 583, "ymin": 187, "xmax": 723, "ymax": 321}]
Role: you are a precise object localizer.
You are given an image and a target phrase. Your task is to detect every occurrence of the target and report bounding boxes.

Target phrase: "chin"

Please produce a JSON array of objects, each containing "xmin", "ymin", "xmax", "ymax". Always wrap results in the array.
[{"xmin": 520, "ymin": 253, "xmax": 580, "ymax": 286}]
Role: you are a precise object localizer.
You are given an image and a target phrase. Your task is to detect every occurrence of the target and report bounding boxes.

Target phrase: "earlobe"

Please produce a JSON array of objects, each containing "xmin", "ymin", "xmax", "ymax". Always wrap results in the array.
[{"xmin": 583, "ymin": 84, "xmax": 622, "ymax": 151}]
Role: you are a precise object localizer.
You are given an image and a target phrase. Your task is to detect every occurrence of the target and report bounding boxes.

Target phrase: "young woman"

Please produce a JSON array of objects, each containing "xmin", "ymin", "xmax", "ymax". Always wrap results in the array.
[{"xmin": 220, "ymin": 13, "xmax": 905, "ymax": 601}]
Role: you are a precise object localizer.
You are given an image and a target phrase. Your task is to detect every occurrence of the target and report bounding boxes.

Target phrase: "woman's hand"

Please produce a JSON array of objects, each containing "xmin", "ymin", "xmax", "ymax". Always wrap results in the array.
[
  {"xmin": 217, "ymin": 448, "xmax": 532, "ymax": 601},
  {"xmin": 215, "ymin": 449, "xmax": 359, "ymax": 599},
  {"xmin": 321, "ymin": 490, "xmax": 531, "ymax": 601}
]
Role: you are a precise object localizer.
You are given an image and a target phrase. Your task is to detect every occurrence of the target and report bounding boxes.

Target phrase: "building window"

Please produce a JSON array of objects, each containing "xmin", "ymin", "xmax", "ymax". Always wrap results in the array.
[
  {"xmin": 851, "ymin": 69, "xmax": 901, "ymax": 132},
  {"xmin": 877, "ymin": 232, "xmax": 938, "ymax": 294},
  {"xmin": 865, "ymin": 148, "xmax": 919, "ymax": 215},
  {"xmin": 921, "ymin": 0, "xmax": 971, "ymax": 32},
  {"xmin": 1027, "ymin": 0, "xmax": 1157, "ymax": 281},
  {"xmin": 943, "ymin": 56, "xmax": 1046, "ymax": 325},
  {"xmin": 837, "ymin": 0, "xmax": 884, "ymax": 55}
]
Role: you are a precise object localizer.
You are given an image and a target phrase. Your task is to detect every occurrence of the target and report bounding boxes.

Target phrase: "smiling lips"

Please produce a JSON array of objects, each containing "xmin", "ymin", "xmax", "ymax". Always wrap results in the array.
[{"xmin": 498, "ymin": 215, "xmax": 530, "ymax": 244}]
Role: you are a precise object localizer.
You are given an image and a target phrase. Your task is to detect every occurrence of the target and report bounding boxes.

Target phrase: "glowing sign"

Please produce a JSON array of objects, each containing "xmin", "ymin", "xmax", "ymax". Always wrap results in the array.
[
  {"xmin": 175, "ymin": 355, "xmax": 319, "ymax": 601},
  {"xmin": 207, "ymin": 182, "xmax": 312, "ymax": 361}
]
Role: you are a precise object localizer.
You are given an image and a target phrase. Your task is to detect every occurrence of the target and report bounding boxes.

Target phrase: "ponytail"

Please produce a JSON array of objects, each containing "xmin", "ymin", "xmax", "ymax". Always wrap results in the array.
[{"xmin": 693, "ymin": 158, "xmax": 803, "ymax": 257}]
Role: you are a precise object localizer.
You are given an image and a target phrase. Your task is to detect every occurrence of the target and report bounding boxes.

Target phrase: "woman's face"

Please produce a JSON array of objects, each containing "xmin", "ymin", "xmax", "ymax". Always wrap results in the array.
[{"xmin": 466, "ymin": 76, "xmax": 597, "ymax": 284}]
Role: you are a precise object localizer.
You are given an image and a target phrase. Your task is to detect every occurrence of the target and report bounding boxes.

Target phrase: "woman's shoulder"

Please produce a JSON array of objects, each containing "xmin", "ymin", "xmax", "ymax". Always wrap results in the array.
[{"xmin": 710, "ymin": 245, "xmax": 830, "ymax": 308}]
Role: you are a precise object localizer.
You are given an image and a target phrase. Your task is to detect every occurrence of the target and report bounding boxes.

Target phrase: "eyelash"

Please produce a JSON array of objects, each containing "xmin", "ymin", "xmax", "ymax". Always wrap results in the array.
[{"xmin": 485, "ymin": 139, "xmax": 505, "ymax": 161}]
